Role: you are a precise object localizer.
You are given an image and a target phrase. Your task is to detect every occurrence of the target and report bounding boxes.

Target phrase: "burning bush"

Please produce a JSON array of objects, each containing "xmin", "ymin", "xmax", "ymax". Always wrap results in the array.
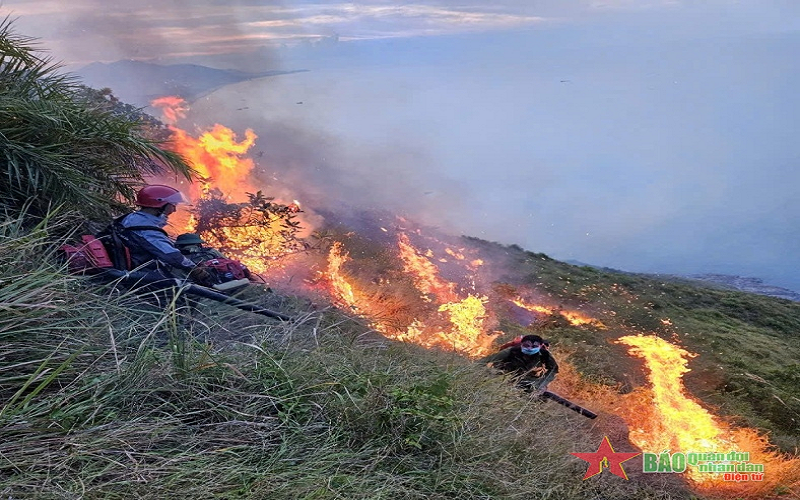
[{"xmin": 191, "ymin": 190, "xmax": 306, "ymax": 273}]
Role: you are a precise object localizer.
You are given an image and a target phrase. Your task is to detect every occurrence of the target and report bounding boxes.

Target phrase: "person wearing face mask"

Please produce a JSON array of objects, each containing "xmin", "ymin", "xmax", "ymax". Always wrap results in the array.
[
  {"xmin": 115, "ymin": 185, "xmax": 206, "ymax": 281},
  {"xmin": 479, "ymin": 334, "xmax": 559, "ymax": 393}
]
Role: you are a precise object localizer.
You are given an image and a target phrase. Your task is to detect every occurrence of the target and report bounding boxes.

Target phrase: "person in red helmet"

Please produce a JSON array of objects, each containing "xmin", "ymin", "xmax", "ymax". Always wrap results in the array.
[{"xmin": 115, "ymin": 185, "xmax": 201, "ymax": 278}]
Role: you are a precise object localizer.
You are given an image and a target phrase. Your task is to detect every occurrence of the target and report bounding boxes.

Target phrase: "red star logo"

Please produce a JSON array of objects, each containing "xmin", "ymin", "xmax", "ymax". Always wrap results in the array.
[{"xmin": 571, "ymin": 436, "xmax": 641, "ymax": 480}]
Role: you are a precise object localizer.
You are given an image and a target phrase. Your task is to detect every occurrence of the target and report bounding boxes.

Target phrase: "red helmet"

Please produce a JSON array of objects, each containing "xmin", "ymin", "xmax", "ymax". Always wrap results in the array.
[{"xmin": 135, "ymin": 185, "xmax": 187, "ymax": 208}]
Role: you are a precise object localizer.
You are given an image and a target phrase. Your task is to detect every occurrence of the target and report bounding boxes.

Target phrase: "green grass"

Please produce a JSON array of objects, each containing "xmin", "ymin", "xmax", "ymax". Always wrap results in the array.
[
  {"xmin": 476, "ymin": 242, "xmax": 800, "ymax": 453},
  {"xmin": 2, "ymin": 217, "xmax": 798, "ymax": 499},
  {"xmin": 0, "ymin": 216, "xmax": 703, "ymax": 500}
]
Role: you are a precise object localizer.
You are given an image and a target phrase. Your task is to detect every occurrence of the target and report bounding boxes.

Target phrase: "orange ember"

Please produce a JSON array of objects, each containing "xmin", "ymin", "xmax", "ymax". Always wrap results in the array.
[
  {"xmin": 445, "ymin": 248, "xmax": 466, "ymax": 260},
  {"xmin": 397, "ymin": 233, "xmax": 458, "ymax": 302},
  {"xmin": 511, "ymin": 297, "xmax": 600, "ymax": 326}
]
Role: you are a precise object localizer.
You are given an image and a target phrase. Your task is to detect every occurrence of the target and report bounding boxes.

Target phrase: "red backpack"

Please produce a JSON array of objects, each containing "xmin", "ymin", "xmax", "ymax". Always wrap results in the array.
[
  {"xmin": 60, "ymin": 216, "xmax": 168, "ymax": 273},
  {"xmin": 60, "ymin": 235, "xmax": 115, "ymax": 273},
  {"xmin": 198, "ymin": 258, "xmax": 251, "ymax": 283}
]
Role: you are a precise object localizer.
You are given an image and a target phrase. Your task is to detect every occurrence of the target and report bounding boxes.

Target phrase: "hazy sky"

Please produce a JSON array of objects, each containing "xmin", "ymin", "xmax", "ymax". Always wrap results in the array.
[{"xmin": 4, "ymin": 1, "xmax": 800, "ymax": 291}]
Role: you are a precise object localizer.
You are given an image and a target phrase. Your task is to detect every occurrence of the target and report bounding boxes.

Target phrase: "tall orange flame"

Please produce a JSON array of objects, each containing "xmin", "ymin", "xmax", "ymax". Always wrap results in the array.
[
  {"xmin": 618, "ymin": 335, "xmax": 727, "ymax": 460},
  {"xmin": 169, "ymin": 124, "xmax": 258, "ymax": 201},
  {"xmin": 326, "ymin": 241, "xmax": 356, "ymax": 308},
  {"xmin": 618, "ymin": 334, "xmax": 798, "ymax": 495}
]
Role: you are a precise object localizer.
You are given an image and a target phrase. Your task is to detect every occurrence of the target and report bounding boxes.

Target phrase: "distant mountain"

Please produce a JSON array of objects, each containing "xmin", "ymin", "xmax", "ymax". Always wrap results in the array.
[{"xmin": 76, "ymin": 60, "xmax": 306, "ymax": 107}]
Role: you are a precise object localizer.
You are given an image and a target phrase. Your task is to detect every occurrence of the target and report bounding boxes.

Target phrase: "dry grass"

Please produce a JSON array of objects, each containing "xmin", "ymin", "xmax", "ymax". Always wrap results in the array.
[{"xmin": 2, "ymin": 216, "xmax": 797, "ymax": 499}]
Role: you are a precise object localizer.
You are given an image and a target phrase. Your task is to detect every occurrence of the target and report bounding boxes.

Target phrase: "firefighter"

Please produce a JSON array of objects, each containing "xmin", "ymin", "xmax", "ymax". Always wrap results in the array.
[
  {"xmin": 479, "ymin": 334, "xmax": 559, "ymax": 393},
  {"xmin": 175, "ymin": 233, "xmax": 253, "ymax": 287},
  {"xmin": 174, "ymin": 233, "xmax": 225, "ymax": 264},
  {"xmin": 116, "ymin": 185, "xmax": 209, "ymax": 283}
]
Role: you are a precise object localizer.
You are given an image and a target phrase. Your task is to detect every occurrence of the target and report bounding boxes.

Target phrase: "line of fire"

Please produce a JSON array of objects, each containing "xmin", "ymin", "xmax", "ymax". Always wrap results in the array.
[{"xmin": 147, "ymin": 96, "xmax": 798, "ymax": 499}]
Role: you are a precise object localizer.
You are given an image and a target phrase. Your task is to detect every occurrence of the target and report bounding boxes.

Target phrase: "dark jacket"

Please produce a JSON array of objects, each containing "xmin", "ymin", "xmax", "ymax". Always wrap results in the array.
[
  {"xmin": 480, "ymin": 346, "xmax": 558, "ymax": 391},
  {"xmin": 118, "ymin": 211, "xmax": 196, "ymax": 272}
]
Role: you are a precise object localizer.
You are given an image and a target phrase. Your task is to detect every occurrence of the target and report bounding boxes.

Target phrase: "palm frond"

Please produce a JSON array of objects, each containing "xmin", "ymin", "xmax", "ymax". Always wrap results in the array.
[{"xmin": 0, "ymin": 17, "xmax": 194, "ymax": 222}]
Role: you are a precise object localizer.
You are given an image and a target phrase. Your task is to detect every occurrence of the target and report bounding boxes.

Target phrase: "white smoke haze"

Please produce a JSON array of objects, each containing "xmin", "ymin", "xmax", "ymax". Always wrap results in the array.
[{"xmin": 3, "ymin": 0, "xmax": 800, "ymax": 291}]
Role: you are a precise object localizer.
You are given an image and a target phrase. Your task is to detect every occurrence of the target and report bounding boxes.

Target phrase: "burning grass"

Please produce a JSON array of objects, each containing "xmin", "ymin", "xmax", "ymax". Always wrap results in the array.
[
  {"xmin": 6, "ymin": 184, "xmax": 798, "ymax": 499},
  {"xmin": 0, "ymin": 215, "xmax": 705, "ymax": 499}
]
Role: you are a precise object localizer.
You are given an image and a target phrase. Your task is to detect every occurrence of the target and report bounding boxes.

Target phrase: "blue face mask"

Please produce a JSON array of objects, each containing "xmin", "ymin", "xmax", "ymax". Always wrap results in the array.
[{"xmin": 521, "ymin": 347, "xmax": 540, "ymax": 355}]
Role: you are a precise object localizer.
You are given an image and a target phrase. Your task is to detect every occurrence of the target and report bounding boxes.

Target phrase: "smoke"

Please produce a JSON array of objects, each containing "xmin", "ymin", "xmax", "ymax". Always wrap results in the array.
[
  {"xmin": 179, "ymin": 71, "xmax": 476, "ymax": 239},
  {"xmin": 6, "ymin": 0, "xmax": 800, "ymax": 291},
  {"xmin": 6, "ymin": 0, "xmax": 289, "ymax": 67}
]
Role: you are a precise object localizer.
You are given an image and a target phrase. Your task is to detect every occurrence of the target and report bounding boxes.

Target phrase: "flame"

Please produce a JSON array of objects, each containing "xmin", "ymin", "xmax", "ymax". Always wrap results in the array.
[
  {"xmin": 142, "ymin": 99, "xmax": 797, "ymax": 497},
  {"xmin": 437, "ymin": 294, "xmax": 494, "ymax": 355},
  {"xmin": 511, "ymin": 297, "xmax": 601, "ymax": 327},
  {"xmin": 394, "ymin": 234, "xmax": 495, "ymax": 357},
  {"xmin": 169, "ymin": 124, "xmax": 258, "ymax": 201},
  {"xmin": 445, "ymin": 248, "xmax": 465, "ymax": 260},
  {"xmin": 326, "ymin": 241, "xmax": 356, "ymax": 308},
  {"xmin": 618, "ymin": 334, "xmax": 799, "ymax": 493},
  {"xmin": 386, "ymin": 294, "xmax": 493, "ymax": 357},
  {"xmin": 200, "ymin": 223, "xmax": 297, "ymax": 275},
  {"xmin": 319, "ymin": 235, "xmax": 495, "ymax": 357},
  {"xmin": 147, "ymin": 97, "xmax": 309, "ymax": 274},
  {"xmin": 397, "ymin": 233, "xmax": 458, "ymax": 302},
  {"xmin": 618, "ymin": 335, "xmax": 727, "ymax": 461},
  {"xmin": 150, "ymin": 96, "xmax": 188, "ymax": 125},
  {"xmin": 166, "ymin": 123, "xmax": 300, "ymax": 274},
  {"xmin": 151, "ymin": 96, "xmax": 258, "ymax": 202}
]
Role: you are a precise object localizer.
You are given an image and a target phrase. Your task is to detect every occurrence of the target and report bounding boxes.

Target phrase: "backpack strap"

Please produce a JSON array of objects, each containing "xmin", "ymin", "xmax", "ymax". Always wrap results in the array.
[
  {"xmin": 121, "ymin": 225, "xmax": 169, "ymax": 236},
  {"xmin": 96, "ymin": 215, "xmax": 169, "ymax": 270}
]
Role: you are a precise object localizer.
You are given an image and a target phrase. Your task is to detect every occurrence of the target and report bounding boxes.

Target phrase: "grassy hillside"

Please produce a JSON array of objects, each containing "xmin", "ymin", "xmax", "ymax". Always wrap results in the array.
[
  {"xmin": 0, "ymin": 216, "xmax": 696, "ymax": 499},
  {"xmin": 1, "ymin": 20, "xmax": 797, "ymax": 499},
  {"xmin": 466, "ymin": 238, "xmax": 800, "ymax": 453},
  {"xmin": 1, "ymin": 215, "xmax": 798, "ymax": 500}
]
